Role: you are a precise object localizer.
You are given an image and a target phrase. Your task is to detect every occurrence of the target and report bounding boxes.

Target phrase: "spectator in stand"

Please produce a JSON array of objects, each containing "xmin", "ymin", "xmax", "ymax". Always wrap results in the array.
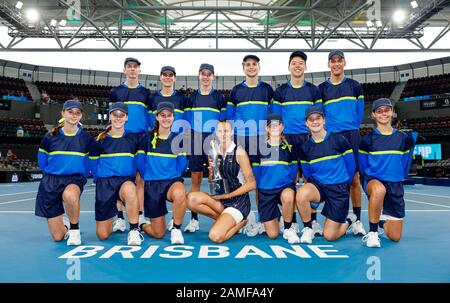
[
  {"xmin": 41, "ymin": 90, "xmax": 50, "ymax": 104},
  {"xmin": 6, "ymin": 149, "xmax": 17, "ymax": 164},
  {"xmin": 16, "ymin": 126, "xmax": 24, "ymax": 137}
]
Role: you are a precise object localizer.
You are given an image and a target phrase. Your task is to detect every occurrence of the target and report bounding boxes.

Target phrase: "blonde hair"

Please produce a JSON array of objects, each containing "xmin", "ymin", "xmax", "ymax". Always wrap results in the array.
[
  {"xmin": 97, "ymin": 124, "xmax": 112, "ymax": 141},
  {"xmin": 50, "ymin": 121, "xmax": 64, "ymax": 137}
]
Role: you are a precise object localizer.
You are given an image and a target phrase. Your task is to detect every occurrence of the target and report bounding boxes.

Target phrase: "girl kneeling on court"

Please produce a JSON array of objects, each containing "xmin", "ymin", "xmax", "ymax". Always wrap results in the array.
[
  {"xmin": 359, "ymin": 98, "xmax": 416, "ymax": 248},
  {"xmin": 186, "ymin": 120, "xmax": 256, "ymax": 243},
  {"xmin": 35, "ymin": 100, "xmax": 93, "ymax": 246},
  {"xmin": 89, "ymin": 102, "xmax": 143, "ymax": 246},
  {"xmin": 252, "ymin": 113, "xmax": 299, "ymax": 243},
  {"xmin": 296, "ymin": 106, "xmax": 357, "ymax": 244},
  {"xmin": 136, "ymin": 102, "xmax": 188, "ymax": 245}
]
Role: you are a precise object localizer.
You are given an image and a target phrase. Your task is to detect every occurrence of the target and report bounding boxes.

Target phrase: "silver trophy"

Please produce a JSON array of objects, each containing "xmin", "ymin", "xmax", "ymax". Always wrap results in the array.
[{"xmin": 208, "ymin": 139, "xmax": 230, "ymax": 196}]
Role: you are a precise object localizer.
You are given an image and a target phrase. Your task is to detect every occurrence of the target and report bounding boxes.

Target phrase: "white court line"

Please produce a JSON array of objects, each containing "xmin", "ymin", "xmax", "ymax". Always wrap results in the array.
[
  {"xmin": 405, "ymin": 191, "xmax": 450, "ymax": 199},
  {"xmin": 0, "ymin": 189, "xmax": 95, "ymax": 205},
  {"xmin": 405, "ymin": 199, "xmax": 450, "ymax": 209},
  {"xmin": 0, "ymin": 190, "xmax": 38, "ymax": 196},
  {"xmin": 0, "ymin": 198, "xmax": 35, "ymax": 205}
]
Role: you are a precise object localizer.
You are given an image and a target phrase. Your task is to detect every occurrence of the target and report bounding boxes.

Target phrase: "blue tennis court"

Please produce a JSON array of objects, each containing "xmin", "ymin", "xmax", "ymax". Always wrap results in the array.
[{"xmin": 0, "ymin": 179, "xmax": 449, "ymax": 283}]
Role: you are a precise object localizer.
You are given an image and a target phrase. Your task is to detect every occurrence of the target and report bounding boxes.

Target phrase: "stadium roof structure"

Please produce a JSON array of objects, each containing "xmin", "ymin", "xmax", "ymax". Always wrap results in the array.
[{"xmin": 0, "ymin": 0, "xmax": 449, "ymax": 52}]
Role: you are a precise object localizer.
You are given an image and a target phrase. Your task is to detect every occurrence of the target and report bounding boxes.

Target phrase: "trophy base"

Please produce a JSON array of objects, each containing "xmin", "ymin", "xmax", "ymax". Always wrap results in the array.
[{"xmin": 209, "ymin": 178, "xmax": 230, "ymax": 196}]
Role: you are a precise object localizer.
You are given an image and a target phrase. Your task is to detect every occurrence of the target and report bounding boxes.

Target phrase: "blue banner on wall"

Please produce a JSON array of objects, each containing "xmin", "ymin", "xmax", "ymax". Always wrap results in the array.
[{"xmin": 413, "ymin": 144, "xmax": 442, "ymax": 160}]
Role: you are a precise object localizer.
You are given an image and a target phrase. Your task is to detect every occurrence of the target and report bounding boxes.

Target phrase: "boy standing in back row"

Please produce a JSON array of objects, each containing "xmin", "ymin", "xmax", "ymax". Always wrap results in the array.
[{"xmin": 318, "ymin": 50, "xmax": 366, "ymax": 236}]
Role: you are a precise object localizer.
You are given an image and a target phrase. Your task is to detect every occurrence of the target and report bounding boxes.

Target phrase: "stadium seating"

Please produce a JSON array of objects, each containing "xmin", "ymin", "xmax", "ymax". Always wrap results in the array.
[
  {"xmin": 0, "ymin": 75, "xmax": 32, "ymax": 101},
  {"xmin": 0, "ymin": 117, "xmax": 47, "ymax": 138},
  {"xmin": 400, "ymin": 73, "xmax": 450, "ymax": 99},
  {"xmin": 400, "ymin": 116, "xmax": 450, "ymax": 136},
  {"xmin": 361, "ymin": 81, "xmax": 397, "ymax": 104},
  {"xmin": 35, "ymin": 81, "xmax": 113, "ymax": 104}
]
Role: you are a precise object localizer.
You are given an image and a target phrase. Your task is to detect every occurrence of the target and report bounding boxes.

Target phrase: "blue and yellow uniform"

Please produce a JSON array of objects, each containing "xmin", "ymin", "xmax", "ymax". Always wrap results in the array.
[
  {"xmin": 109, "ymin": 83, "xmax": 151, "ymax": 134},
  {"xmin": 318, "ymin": 77, "xmax": 364, "ymax": 169},
  {"xmin": 227, "ymin": 81, "xmax": 274, "ymax": 161},
  {"xmin": 300, "ymin": 132, "xmax": 356, "ymax": 223},
  {"xmin": 252, "ymin": 140, "xmax": 298, "ymax": 222},
  {"xmin": 148, "ymin": 90, "xmax": 190, "ymax": 133},
  {"xmin": 271, "ymin": 80, "xmax": 322, "ymax": 170},
  {"xmin": 136, "ymin": 132, "xmax": 188, "ymax": 219},
  {"xmin": 359, "ymin": 129, "xmax": 417, "ymax": 219},
  {"xmin": 89, "ymin": 132, "xmax": 141, "ymax": 221},
  {"xmin": 35, "ymin": 127, "xmax": 92, "ymax": 218},
  {"xmin": 188, "ymin": 88, "xmax": 227, "ymax": 172}
]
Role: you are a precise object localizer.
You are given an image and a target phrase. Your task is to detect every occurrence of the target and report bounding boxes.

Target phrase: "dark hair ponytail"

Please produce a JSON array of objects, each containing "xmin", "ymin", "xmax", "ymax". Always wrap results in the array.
[{"xmin": 151, "ymin": 120, "xmax": 165, "ymax": 148}]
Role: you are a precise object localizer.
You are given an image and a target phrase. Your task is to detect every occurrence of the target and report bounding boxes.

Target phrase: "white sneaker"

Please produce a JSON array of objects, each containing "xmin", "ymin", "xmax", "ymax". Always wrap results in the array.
[
  {"xmin": 113, "ymin": 218, "xmax": 126, "ymax": 233},
  {"xmin": 283, "ymin": 228, "xmax": 300, "ymax": 244},
  {"xmin": 300, "ymin": 227, "xmax": 315, "ymax": 244},
  {"xmin": 127, "ymin": 229, "xmax": 144, "ymax": 246},
  {"xmin": 312, "ymin": 220, "xmax": 323, "ymax": 236},
  {"xmin": 348, "ymin": 217, "xmax": 367, "ymax": 236},
  {"xmin": 170, "ymin": 228, "xmax": 184, "ymax": 245},
  {"xmin": 167, "ymin": 218, "xmax": 174, "ymax": 231},
  {"xmin": 243, "ymin": 211, "xmax": 259, "ymax": 237},
  {"xmin": 362, "ymin": 231, "xmax": 381, "ymax": 248},
  {"xmin": 138, "ymin": 215, "xmax": 150, "ymax": 232},
  {"xmin": 139, "ymin": 214, "xmax": 145, "ymax": 225},
  {"xmin": 257, "ymin": 222, "xmax": 266, "ymax": 234},
  {"xmin": 291, "ymin": 222, "xmax": 300, "ymax": 234},
  {"xmin": 279, "ymin": 220, "xmax": 299, "ymax": 234},
  {"xmin": 184, "ymin": 219, "xmax": 200, "ymax": 233},
  {"xmin": 63, "ymin": 216, "xmax": 70, "ymax": 232},
  {"xmin": 65, "ymin": 229, "xmax": 81, "ymax": 246},
  {"xmin": 346, "ymin": 213, "xmax": 357, "ymax": 234}
]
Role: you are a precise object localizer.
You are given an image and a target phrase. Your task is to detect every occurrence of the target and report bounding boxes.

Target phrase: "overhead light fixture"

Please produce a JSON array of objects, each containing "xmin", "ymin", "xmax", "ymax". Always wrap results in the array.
[
  {"xmin": 393, "ymin": 9, "xmax": 406, "ymax": 24},
  {"xmin": 366, "ymin": 20, "xmax": 373, "ymax": 27},
  {"xmin": 410, "ymin": 1, "xmax": 418, "ymax": 8},
  {"xmin": 376, "ymin": 20, "xmax": 382, "ymax": 27},
  {"xmin": 59, "ymin": 19, "xmax": 67, "ymax": 27},
  {"xmin": 25, "ymin": 9, "xmax": 40, "ymax": 23},
  {"xmin": 50, "ymin": 19, "xmax": 57, "ymax": 27},
  {"xmin": 15, "ymin": 1, "xmax": 23, "ymax": 9}
]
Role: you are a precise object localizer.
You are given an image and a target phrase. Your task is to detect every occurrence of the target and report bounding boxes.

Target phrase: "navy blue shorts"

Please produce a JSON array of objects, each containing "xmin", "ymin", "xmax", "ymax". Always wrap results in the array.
[
  {"xmin": 235, "ymin": 135, "xmax": 265, "ymax": 163},
  {"xmin": 188, "ymin": 131, "xmax": 213, "ymax": 172},
  {"xmin": 364, "ymin": 177, "xmax": 405, "ymax": 219},
  {"xmin": 144, "ymin": 178, "xmax": 184, "ymax": 219},
  {"xmin": 257, "ymin": 184, "xmax": 296, "ymax": 222},
  {"xmin": 222, "ymin": 193, "xmax": 252, "ymax": 220},
  {"xmin": 310, "ymin": 181, "xmax": 350, "ymax": 223},
  {"xmin": 336, "ymin": 129, "xmax": 360, "ymax": 172},
  {"xmin": 95, "ymin": 176, "xmax": 136, "ymax": 221},
  {"xmin": 35, "ymin": 174, "xmax": 86, "ymax": 219},
  {"xmin": 285, "ymin": 133, "xmax": 309, "ymax": 174}
]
